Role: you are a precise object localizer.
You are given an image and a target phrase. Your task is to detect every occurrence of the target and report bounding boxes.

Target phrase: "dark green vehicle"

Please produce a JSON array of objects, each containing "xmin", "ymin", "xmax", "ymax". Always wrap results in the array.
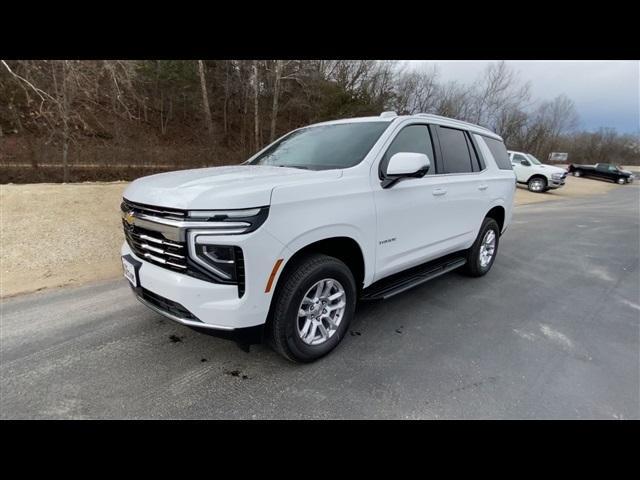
[{"xmin": 568, "ymin": 163, "xmax": 635, "ymax": 185}]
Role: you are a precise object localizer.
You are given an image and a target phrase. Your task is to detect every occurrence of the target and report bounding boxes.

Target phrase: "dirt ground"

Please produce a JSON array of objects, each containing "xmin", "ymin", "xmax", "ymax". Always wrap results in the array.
[
  {"xmin": 1, "ymin": 182, "xmax": 128, "ymax": 298},
  {"xmin": 0, "ymin": 174, "xmax": 623, "ymax": 298},
  {"xmin": 515, "ymin": 174, "xmax": 617, "ymax": 205}
]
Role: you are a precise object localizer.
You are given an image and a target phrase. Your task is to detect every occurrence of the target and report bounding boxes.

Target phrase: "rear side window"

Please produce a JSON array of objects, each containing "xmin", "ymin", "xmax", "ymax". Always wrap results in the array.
[
  {"xmin": 483, "ymin": 137, "xmax": 512, "ymax": 170},
  {"xmin": 380, "ymin": 124, "xmax": 434, "ymax": 176},
  {"xmin": 438, "ymin": 127, "xmax": 474, "ymax": 174}
]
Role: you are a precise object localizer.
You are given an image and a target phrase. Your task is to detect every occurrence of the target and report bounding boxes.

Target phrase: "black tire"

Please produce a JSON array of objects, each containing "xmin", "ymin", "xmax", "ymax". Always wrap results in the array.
[
  {"xmin": 527, "ymin": 176, "xmax": 547, "ymax": 193},
  {"xmin": 573, "ymin": 170, "xmax": 582, "ymax": 177},
  {"xmin": 269, "ymin": 253, "xmax": 356, "ymax": 363},
  {"xmin": 463, "ymin": 218, "xmax": 500, "ymax": 277},
  {"xmin": 616, "ymin": 177, "xmax": 626, "ymax": 185}
]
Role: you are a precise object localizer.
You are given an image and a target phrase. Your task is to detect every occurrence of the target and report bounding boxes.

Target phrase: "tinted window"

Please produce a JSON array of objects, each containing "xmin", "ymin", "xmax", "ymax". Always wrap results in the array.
[
  {"xmin": 249, "ymin": 121, "xmax": 390, "ymax": 170},
  {"xmin": 512, "ymin": 153, "xmax": 528, "ymax": 163},
  {"xmin": 438, "ymin": 127, "xmax": 473, "ymax": 174},
  {"xmin": 381, "ymin": 125, "xmax": 434, "ymax": 176},
  {"xmin": 484, "ymin": 137, "xmax": 512, "ymax": 170}
]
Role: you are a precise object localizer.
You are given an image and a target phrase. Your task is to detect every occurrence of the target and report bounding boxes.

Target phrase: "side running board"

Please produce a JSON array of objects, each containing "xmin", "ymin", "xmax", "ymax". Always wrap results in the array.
[{"xmin": 361, "ymin": 256, "xmax": 467, "ymax": 301}]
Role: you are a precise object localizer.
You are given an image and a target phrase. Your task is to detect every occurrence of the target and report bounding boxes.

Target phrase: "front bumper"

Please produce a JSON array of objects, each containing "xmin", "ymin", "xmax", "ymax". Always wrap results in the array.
[
  {"xmin": 122, "ymin": 231, "xmax": 287, "ymax": 330},
  {"xmin": 548, "ymin": 176, "xmax": 567, "ymax": 189}
]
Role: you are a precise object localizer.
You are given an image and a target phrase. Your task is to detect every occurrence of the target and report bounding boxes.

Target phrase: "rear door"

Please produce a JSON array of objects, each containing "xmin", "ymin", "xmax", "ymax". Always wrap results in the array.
[{"xmin": 431, "ymin": 125, "xmax": 489, "ymax": 245}]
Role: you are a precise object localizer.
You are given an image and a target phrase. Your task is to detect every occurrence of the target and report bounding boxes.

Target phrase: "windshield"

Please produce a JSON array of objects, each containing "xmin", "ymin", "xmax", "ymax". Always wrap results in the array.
[
  {"xmin": 248, "ymin": 122, "xmax": 390, "ymax": 170},
  {"xmin": 526, "ymin": 154, "xmax": 542, "ymax": 165}
]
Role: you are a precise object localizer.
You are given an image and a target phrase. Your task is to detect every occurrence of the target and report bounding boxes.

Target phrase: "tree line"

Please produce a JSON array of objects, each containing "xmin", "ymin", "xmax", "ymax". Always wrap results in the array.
[{"xmin": 0, "ymin": 60, "xmax": 638, "ymax": 182}]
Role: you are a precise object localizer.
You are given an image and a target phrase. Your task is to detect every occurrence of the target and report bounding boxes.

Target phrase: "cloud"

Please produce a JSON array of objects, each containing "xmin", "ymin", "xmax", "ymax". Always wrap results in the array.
[{"xmin": 406, "ymin": 61, "xmax": 639, "ymax": 133}]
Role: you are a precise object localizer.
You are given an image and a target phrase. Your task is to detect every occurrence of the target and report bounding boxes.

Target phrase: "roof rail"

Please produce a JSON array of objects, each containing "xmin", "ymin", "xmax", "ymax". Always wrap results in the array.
[{"xmin": 379, "ymin": 111, "xmax": 398, "ymax": 118}]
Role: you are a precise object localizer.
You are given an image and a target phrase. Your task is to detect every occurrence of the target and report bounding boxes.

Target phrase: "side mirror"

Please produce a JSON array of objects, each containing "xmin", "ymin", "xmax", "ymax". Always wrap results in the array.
[
  {"xmin": 521, "ymin": 159, "xmax": 531, "ymax": 167},
  {"xmin": 382, "ymin": 152, "xmax": 430, "ymax": 188}
]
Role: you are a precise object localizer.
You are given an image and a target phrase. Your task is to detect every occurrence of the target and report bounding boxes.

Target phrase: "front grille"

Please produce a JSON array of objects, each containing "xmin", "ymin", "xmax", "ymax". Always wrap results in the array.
[
  {"xmin": 121, "ymin": 198, "xmax": 186, "ymax": 220},
  {"xmin": 139, "ymin": 287, "xmax": 201, "ymax": 322},
  {"xmin": 122, "ymin": 198, "xmax": 246, "ymax": 297},
  {"xmin": 123, "ymin": 222, "xmax": 188, "ymax": 273}
]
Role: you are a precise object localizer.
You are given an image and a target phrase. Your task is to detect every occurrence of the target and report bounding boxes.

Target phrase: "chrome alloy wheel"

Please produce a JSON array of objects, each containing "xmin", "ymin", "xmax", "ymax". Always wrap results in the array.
[
  {"xmin": 529, "ymin": 178, "xmax": 545, "ymax": 192},
  {"xmin": 479, "ymin": 229, "xmax": 496, "ymax": 268},
  {"xmin": 297, "ymin": 279, "xmax": 346, "ymax": 346}
]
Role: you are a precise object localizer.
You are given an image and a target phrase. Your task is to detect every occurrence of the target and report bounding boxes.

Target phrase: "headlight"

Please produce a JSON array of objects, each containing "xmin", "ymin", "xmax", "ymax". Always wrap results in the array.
[
  {"xmin": 186, "ymin": 206, "xmax": 269, "ymax": 235},
  {"xmin": 551, "ymin": 173, "xmax": 563, "ymax": 180},
  {"xmin": 188, "ymin": 208, "xmax": 262, "ymax": 219},
  {"xmin": 193, "ymin": 244, "xmax": 239, "ymax": 281},
  {"xmin": 185, "ymin": 208, "xmax": 267, "ymax": 283}
]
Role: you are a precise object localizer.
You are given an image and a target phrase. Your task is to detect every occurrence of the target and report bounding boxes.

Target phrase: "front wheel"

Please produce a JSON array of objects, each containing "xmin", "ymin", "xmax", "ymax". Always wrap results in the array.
[
  {"xmin": 573, "ymin": 170, "xmax": 582, "ymax": 177},
  {"xmin": 269, "ymin": 254, "xmax": 356, "ymax": 363},
  {"xmin": 617, "ymin": 177, "xmax": 626, "ymax": 185},
  {"xmin": 463, "ymin": 218, "xmax": 500, "ymax": 277},
  {"xmin": 528, "ymin": 176, "xmax": 547, "ymax": 193}
]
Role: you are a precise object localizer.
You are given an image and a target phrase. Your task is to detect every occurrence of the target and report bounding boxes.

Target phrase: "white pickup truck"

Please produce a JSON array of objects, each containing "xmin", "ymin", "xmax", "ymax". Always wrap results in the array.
[
  {"xmin": 121, "ymin": 112, "xmax": 516, "ymax": 362},
  {"xmin": 508, "ymin": 150, "xmax": 568, "ymax": 192}
]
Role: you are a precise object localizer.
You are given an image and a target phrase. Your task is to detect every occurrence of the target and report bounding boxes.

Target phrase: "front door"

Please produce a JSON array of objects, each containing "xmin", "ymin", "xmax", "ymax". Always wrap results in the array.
[
  {"xmin": 511, "ymin": 152, "xmax": 530, "ymax": 182},
  {"xmin": 373, "ymin": 123, "xmax": 484, "ymax": 281}
]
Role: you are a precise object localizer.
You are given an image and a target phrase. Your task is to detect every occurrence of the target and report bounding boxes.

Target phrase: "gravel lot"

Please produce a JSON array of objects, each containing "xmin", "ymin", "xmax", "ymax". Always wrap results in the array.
[{"xmin": 0, "ymin": 174, "xmax": 621, "ymax": 298}]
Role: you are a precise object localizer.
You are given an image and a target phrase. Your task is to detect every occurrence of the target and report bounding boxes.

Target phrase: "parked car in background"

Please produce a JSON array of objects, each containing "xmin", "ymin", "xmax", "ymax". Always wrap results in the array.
[
  {"xmin": 567, "ymin": 163, "xmax": 634, "ymax": 184},
  {"xmin": 508, "ymin": 150, "xmax": 568, "ymax": 193},
  {"xmin": 120, "ymin": 112, "xmax": 515, "ymax": 362}
]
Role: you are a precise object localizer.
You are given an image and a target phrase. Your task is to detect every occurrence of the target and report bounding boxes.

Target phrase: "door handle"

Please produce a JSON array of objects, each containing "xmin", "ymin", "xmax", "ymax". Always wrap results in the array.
[
  {"xmin": 478, "ymin": 184, "xmax": 488, "ymax": 191},
  {"xmin": 432, "ymin": 188, "xmax": 447, "ymax": 196}
]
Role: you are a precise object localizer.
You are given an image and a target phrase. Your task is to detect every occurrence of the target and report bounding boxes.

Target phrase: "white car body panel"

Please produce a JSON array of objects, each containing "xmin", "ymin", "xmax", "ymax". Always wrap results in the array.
[
  {"xmin": 508, "ymin": 150, "xmax": 567, "ymax": 189},
  {"xmin": 121, "ymin": 114, "xmax": 515, "ymax": 331}
]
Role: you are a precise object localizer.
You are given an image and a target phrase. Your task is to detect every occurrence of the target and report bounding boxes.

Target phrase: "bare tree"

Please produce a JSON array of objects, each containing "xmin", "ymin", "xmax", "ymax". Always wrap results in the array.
[
  {"xmin": 393, "ymin": 65, "xmax": 439, "ymax": 114},
  {"xmin": 197, "ymin": 60, "xmax": 214, "ymax": 139},
  {"xmin": 253, "ymin": 60, "xmax": 260, "ymax": 150},
  {"xmin": 434, "ymin": 81, "xmax": 472, "ymax": 120},
  {"xmin": 469, "ymin": 61, "xmax": 531, "ymax": 130},
  {"xmin": 270, "ymin": 60, "xmax": 282, "ymax": 142}
]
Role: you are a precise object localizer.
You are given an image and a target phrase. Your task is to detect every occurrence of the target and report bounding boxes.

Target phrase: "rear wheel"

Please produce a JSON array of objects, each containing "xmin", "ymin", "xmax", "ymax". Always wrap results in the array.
[
  {"xmin": 463, "ymin": 218, "xmax": 500, "ymax": 277},
  {"xmin": 528, "ymin": 176, "xmax": 547, "ymax": 193},
  {"xmin": 269, "ymin": 254, "xmax": 356, "ymax": 363}
]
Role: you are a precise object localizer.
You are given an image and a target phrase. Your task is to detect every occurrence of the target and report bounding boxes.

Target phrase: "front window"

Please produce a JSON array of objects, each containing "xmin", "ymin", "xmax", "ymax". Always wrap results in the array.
[
  {"xmin": 526, "ymin": 154, "xmax": 542, "ymax": 165},
  {"xmin": 248, "ymin": 122, "xmax": 390, "ymax": 170}
]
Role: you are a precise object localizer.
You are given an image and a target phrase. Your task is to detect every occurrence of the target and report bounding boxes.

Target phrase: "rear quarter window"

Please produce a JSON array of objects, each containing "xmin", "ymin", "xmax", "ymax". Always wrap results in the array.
[{"xmin": 482, "ymin": 137, "xmax": 512, "ymax": 170}]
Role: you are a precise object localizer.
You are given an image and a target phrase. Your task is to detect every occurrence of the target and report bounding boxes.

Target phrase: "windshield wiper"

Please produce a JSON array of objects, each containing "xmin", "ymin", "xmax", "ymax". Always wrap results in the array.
[{"xmin": 275, "ymin": 164, "xmax": 312, "ymax": 170}]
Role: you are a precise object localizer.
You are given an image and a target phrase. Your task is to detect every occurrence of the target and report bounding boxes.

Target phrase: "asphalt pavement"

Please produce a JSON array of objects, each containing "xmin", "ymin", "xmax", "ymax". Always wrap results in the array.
[{"xmin": 1, "ymin": 184, "xmax": 638, "ymax": 419}]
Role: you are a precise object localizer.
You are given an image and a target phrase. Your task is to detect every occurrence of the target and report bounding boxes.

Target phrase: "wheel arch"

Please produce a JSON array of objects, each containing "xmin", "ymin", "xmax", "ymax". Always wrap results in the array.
[
  {"xmin": 527, "ymin": 173, "xmax": 549, "ymax": 184},
  {"xmin": 485, "ymin": 205, "xmax": 506, "ymax": 233},
  {"xmin": 264, "ymin": 235, "xmax": 367, "ymax": 330}
]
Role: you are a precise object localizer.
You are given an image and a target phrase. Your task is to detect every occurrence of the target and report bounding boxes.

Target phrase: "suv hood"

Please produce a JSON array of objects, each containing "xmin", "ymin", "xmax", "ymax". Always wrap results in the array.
[
  {"xmin": 536, "ymin": 164, "xmax": 567, "ymax": 174},
  {"xmin": 123, "ymin": 165, "xmax": 342, "ymax": 210}
]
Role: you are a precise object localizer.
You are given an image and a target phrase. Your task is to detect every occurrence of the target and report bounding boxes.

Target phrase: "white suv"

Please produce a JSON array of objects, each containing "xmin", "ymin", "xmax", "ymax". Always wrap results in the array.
[
  {"xmin": 121, "ymin": 112, "xmax": 516, "ymax": 362},
  {"xmin": 508, "ymin": 150, "xmax": 568, "ymax": 192}
]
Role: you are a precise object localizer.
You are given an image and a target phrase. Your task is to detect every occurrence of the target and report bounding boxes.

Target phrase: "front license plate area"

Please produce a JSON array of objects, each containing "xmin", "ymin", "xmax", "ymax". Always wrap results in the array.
[{"xmin": 122, "ymin": 254, "xmax": 142, "ymax": 288}]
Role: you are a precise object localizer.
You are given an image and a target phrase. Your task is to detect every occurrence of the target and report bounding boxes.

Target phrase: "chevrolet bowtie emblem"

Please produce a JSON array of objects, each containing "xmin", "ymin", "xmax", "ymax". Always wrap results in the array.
[{"xmin": 124, "ymin": 210, "xmax": 135, "ymax": 225}]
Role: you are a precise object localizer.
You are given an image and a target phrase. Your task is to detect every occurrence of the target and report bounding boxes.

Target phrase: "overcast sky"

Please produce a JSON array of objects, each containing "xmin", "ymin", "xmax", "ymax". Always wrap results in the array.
[{"xmin": 406, "ymin": 61, "xmax": 639, "ymax": 134}]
